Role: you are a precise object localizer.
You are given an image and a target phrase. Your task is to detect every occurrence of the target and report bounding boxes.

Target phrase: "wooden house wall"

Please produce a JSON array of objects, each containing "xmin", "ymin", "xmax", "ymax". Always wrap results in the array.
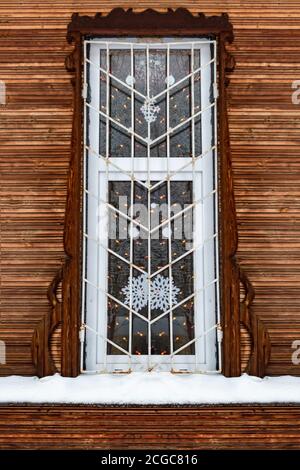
[
  {"xmin": 0, "ymin": 1, "xmax": 300, "ymax": 376},
  {"xmin": 1, "ymin": 404, "xmax": 300, "ymax": 449}
]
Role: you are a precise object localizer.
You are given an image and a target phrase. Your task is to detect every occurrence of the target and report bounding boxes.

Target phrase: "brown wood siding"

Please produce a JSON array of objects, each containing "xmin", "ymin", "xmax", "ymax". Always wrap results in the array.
[
  {"xmin": 0, "ymin": 2, "xmax": 300, "ymax": 376},
  {"xmin": 0, "ymin": 404, "xmax": 300, "ymax": 449}
]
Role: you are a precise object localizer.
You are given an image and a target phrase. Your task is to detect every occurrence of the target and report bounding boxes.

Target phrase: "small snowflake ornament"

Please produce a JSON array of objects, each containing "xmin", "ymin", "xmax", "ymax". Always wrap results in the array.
[
  {"xmin": 150, "ymin": 274, "xmax": 180, "ymax": 312},
  {"xmin": 140, "ymin": 98, "xmax": 160, "ymax": 124},
  {"xmin": 121, "ymin": 274, "xmax": 148, "ymax": 312}
]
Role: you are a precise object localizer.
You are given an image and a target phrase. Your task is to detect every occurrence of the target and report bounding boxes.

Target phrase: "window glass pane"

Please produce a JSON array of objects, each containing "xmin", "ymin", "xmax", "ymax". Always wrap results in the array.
[
  {"xmin": 107, "ymin": 181, "xmax": 195, "ymax": 355},
  {"xmin": 99, "ymin": 48, "xmax": 201, "ymax": 158}
]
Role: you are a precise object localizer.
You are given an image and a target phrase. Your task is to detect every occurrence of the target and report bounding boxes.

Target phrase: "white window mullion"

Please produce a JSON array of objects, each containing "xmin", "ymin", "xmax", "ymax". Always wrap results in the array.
[
  {"xmin": 166, "ymin": 44, "xmax": 173, "ymax": 359},
  {"xmin": 198, "ymin": 42, "xmax": 218, "ymax": 371},
  {"xmin": 213, "ymin": 39, "xmax": 222, "ymax": 371},
  {"xmin": 101, "ymin": 43, "xmax": 110, "ymax": 371},
  {"xmin": 190, "ymin": 43, "xmax": 196, "ymax": 372},
  {"xmin": 84, "ymin": 43, "xmax": 102, "ymax": 371},
  {"xmin": 129, "ymin": 43, "xmax": 135, "ymax": 360},
  {"xmin": 80, "ymin": 39, "xmax": 88, "ymax": 372},
  {"xmin": 146, "ymin": 44, "xmax": 152, "ymax": 367}
]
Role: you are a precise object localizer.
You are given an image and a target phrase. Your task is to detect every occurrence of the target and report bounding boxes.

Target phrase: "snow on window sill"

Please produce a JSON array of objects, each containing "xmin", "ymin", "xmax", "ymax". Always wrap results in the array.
[{"xmin": 0, "ymin": 373, "xmax": 299, "ymax": 404}]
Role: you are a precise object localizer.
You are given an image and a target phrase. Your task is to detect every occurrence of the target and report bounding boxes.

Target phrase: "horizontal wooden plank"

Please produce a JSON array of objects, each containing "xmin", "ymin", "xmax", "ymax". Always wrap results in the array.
[{"xmin": 0, "ymin": 404, "xmax": 300, "ymax": 449}]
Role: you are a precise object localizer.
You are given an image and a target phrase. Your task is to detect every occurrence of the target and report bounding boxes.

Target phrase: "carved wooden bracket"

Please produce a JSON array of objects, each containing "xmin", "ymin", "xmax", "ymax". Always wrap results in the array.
[
  {"xmin": 47, "ymin": 268, "xmax": 63, "ymax": 339},
  {"xmin": 33, "ymin": 267, "xmax": 62, "ymax": 376},
  {"xmin": 45, "ymin": 8, "xmax": 256, "ymax": 378},
  {"xmin": 239, "ymin": 267, "xmax": 271, "ymax": 376},
  {"xmin": 239, "ymin": 267, "xmax": 255, "ymax": 373}
]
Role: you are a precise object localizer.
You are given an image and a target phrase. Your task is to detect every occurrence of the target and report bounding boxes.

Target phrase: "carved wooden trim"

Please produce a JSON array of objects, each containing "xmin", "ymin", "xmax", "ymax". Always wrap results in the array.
[
  {"xmin": 32, "ymin": 317, "xmax": 50, "ymax": 377},
  {"xmin": 47, "ymin": 268, "xmax": 63, "ymax": 373},
  {"xmin": 216, "ymin": 32, "xmax": 241, "ymax": 376},
  {"xmin": 239, "ymin": 266, "xmax": 271, "ymax": 376},
  {"xmin": 33, "ymin": 268, "xmax": 62, "ymax": 376},
  {"xmin": 48, "ymin": 267, "xmax": 63, "ymax": 336},
  {"xmin": 239, "ymin": 267, "xmax": 255, "ymax": 373},
  {"xmin": 67, "ymin": 8, "xmax": 234, "ymax": 42},
  {"xmin": 61, "ymin": 32, "xmax": 82, "ymax": 377},
  {"xmin": 56, "ymin": 8, "xmax": 246, "ymax": 377},
  {"xmin": 250, "ymin": 315, "xmax": 271, "ymax": 378}
]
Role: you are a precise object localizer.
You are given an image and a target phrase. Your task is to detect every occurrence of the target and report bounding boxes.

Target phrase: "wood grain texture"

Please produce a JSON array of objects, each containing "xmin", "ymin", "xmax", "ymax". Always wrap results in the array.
[
  {"xmin": 0, "ymin": 2, "xmax": 300, "ymax": 377},
  {"xmin": 0, "ymin": 404, "xmax": 300, "ymax": 449}
]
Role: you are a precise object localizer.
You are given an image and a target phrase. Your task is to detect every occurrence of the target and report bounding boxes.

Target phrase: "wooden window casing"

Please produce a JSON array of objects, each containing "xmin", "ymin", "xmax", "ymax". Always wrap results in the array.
[{"xmin": 48, "ymin": 8, "xmax": 246, "ymax": 378}]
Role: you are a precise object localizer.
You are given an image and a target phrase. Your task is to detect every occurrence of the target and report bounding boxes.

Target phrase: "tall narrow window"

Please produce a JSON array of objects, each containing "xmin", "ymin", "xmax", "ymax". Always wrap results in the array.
[{"xmin": 81, "ymin": 37, "xmax": 221, "ymax": 373}]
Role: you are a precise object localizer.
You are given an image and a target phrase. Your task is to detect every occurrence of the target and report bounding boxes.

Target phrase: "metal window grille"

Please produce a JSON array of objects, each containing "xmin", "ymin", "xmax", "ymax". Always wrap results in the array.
[{"xmin": 81, "ymin": 38, "xmax": 221, "ymax": 373}]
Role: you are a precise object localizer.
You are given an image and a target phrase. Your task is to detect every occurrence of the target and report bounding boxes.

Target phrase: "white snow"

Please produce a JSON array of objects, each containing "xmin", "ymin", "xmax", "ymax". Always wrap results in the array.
[{"xmin": 0, "ymin": 373, "xmax": 300, "ymax": 404}]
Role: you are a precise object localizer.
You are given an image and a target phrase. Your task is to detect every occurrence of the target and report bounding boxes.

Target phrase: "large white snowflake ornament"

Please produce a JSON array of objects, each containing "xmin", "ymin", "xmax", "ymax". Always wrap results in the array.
[
  {"xmin": 140, "ymin": 97, "xmax": 160, "ymax": 124},
  {"xmin": 121, "ymin": 274, "xmax": 148, "ymax": 312},
  {"xmin": 150, "ymin": 274, "xmax": 180, "ymax": 311},
  {"xmin": 121, "ymin": 274, "xmax": 180, "ymax": 313}
]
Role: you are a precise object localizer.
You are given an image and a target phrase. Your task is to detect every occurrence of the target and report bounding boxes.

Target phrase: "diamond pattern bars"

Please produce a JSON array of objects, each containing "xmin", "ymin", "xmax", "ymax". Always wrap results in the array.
[{"xmin": 82, "ymin": 40, "xmax": 219, "ymax": 367}]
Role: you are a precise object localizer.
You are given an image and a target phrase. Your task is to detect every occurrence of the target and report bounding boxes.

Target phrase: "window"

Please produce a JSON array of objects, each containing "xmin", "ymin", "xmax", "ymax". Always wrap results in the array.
[
  {"xmin": 62, "ymin": 9, "xmax": 241, "ymax": 378},
  {"xmin": 82, "ymin": 38, "xmax": 221, "ymax": 373}
]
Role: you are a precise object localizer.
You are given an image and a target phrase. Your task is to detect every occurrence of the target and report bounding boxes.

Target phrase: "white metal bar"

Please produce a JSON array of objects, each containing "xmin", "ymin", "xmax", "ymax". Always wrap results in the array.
[
  {"xmin": 146, "ymin": 44, "xmax": 151, "ymax": 365},
  {"xmin": 197, "ymin": 41, "xmax": 218, "ymax": 371},
  {"xmin": 149, "ymin": 145, "xmax": 216, "ymax": 191},
  {"xmin": 85, "ymin": 324, "xmax": 131, "ymax": 356},
  {"xmin": 85, "ymin": 39, "xmax": 216, "ymax": 46},
  {"xmin": 87, "ymin": 55, "xmax": 215, "ymax": 105},
  {"xmin": 86, "ymin": 54, "xmax": 215, "ymax": 121},
  {"xmin": 191, "ymin": 44, "xmax": 195, "ymax": 162},
  {"xmin": 166, "ymin": 44, "xmax": 173, "ymax": 355},
  {"xmin": 199, "ymin": 46, "xmax": 207, "ymax": 369},
  {"xmin": 201, "ymin": 169, "xmax": 207, "ymax": 365},
  {"xmin": 85, "ymin": 145, "xmax": 149, "ymax": 189},
  {"xmin": 129, "ymin": 43, "xmax": 135, "ymax": 357},
  {"xmin": 87, "ymin": 144, "xmax": 215, "ymax": 191},
  {"xmin": 150, "ymin": 278, "xmax": 219, "ymax": 326},
  {"xmin": 213, "ymin": 40, "xmax": 222, "ymax": 369},
  {"xmin": 150, "ymin": 202, "xmax": 195, "ymax": 234},
  {"xmin": 83, "ymin": 232, "xmax": 147, "ymax": 276},
  {"xmin": 84, "ymin": 223, "xmax": 218, "ymax": 281},
  {"xmin": 85, "ymin": 101, "xmax": 149, "ymax": 145},
  {"xmin": 84, "ymin": 189, "xmax": 149, "ymax": 232},
  {"xmin": 102, "ymin": 43, "xmax": 110, "ymax": 371},
  {"xmin": 86, "ymin": 186, "xmax": 216, "ymax": 223},
  {"xmin": 83, "ymin": 277, "xmax": 150, "ymax": 323},
  {"xmin": 150, "ymin": 101, "xmax": 216, "ymax": 147},
  {"xmin": 106, "ymin": 44, "xmax": 110, "ymax": 160},
  {"xmin": 86, "ymin": 57, "xmax": 146, "ymax": 100},
  {"xmin": 80, "ymin": 41, "xmax": 87, "ymax": 372},
  {"xmin": 191, "ymin": 44, "xmax": 197, "ymax": 371},
  {"xmin": 152, "ymin": 59, "xmax": 215, "ymax": 102},
  {"xmin": 86, "ymin": 74, "xmax": 216, "ymax": 150},
  {"xmin": 84, "ymin": 41, "xmax": 102, "ymax": 371},
  {"xmin": 172, "ymin": 323, "xmax": 218, "ymax": 356},
  {"xmin": 150, "ymin": 233, "xmax": 218, "ymax": 279}
]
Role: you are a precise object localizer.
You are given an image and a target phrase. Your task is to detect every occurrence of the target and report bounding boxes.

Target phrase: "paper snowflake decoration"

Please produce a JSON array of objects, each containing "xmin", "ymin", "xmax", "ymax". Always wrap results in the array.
[
  {"xmin": 121, "ymin": 274, "xmax": 180, "ymax": 313},
  {"xmin": 140, "ymin": 98, "xmax": 160, "ymax": 124},
  {"xmin": 121, "ymin": 274, "xmax": 148, "ymax": 312},
  {"xmin": 150, "ymin": 274, "xmax": 180, "ymax": 312}
]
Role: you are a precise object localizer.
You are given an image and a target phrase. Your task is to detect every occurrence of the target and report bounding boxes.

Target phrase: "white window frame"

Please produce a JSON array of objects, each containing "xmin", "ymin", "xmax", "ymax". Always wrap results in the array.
[{"xmin": 81, "ymin": 38, "xmax": 221, "ymax": 373}]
